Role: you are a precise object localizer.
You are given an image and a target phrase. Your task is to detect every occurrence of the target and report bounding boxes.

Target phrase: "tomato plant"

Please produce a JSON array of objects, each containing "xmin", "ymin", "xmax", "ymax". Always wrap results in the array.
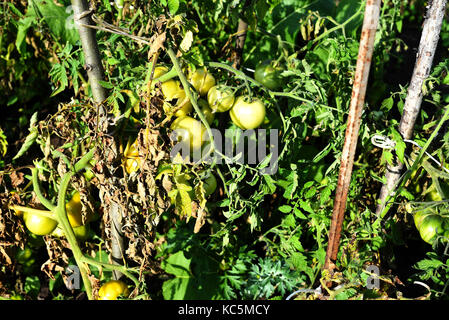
[{"xmin": 3, "ymin": 0, "xmax": 449, "ymax": 302}]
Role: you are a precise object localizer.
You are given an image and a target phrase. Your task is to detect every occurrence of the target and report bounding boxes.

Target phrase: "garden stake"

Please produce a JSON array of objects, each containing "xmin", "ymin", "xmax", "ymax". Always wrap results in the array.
[
  {"xmin": 375, "ymin": 0, "xmax": 448, "ymax": 218},
  {"xmin": 323, "ymin": 0, "xmax": 381, "ymax": 275},
  {"xmin": 72, "ymin": 0, "xmax": 125, "ymax": 281}
]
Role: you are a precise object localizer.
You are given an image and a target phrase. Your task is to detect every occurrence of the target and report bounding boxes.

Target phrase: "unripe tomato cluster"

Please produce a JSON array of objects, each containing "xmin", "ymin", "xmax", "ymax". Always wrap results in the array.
[
  {"xmin": 122, "ymin": 64, "xmax": 273, "ymax": 201},
  {"xmin": 16, "ymin": 191, "xmax": 93, "ymax": 241},
  {"xmin": 413, "ymin": 209, "xmax": 449, "ymax": 244}
]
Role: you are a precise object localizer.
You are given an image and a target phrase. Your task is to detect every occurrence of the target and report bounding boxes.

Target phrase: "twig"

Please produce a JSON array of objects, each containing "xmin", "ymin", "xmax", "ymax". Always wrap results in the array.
[
  {"xmin": 375, "ymin": 0, "xmax": 447, "ymax": 218},
  {"xmin": 323, "ymin": 0, "xmax": 382, "ymax": 274}
]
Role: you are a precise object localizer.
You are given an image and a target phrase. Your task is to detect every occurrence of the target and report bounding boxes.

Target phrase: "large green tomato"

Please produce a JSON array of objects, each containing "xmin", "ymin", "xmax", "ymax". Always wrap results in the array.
[
  {"xmin": 23, "ymin": 211, "xmax": 58, "ymax": 236},
  {"xmin": 254, "ymin": 60, "xmax": 284, "ymax": 91},
  {"xmin": 171, "ymin": 116, "xmax": 206, "ymax": 151},
  {"xmin": 413, "ymin": 210, "xmax": 430, "ymax": 230},
  {"xmin": 207, "ymin": 85, "xmax": 235, "ymax": 113},
  {"xmin": 229, "ymin": 96, "xmax": 266, "ymax": 129},
  {"xmin": 98, "ymin": 280, "xmax": 130, "ymax": 300},
  {"xmin": 161, "ymin": 79, "xmax": 181, "ymax": 100},
  {"xmin": 189, "ymin": 67, "xmax": 216, "ymax": 96},
  {"xmin": 419, "ymin": 214, "xmax": 445, "ymax": 244}
]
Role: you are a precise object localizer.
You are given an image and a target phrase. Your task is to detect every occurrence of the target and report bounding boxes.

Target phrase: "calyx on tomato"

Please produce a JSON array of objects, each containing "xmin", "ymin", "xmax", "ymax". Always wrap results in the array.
[
  {"xmin": 229, "ymin": 96, "xmax": 266, "ymax": 130},
  {"xmin": 254, "ymin": 60, "xmax": 284, "ymax": 91}
]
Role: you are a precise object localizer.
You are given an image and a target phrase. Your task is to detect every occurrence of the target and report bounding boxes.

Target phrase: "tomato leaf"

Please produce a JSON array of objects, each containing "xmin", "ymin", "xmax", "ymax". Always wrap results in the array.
[
  {"xmin": 391, "ymin": 128, "xmax": 406, "ymax": 164},
  {"xmin": 167, "ymin": 0, "xmax": 180, "ymax": 15}
]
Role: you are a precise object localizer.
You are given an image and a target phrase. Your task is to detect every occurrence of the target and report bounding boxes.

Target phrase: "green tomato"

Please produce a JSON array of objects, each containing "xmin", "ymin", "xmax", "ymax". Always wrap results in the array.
[
  {"xmin": 413, "ymin": 210, "xmax": 430, "ymax": 230},
  {"xmin": 229, "ymin": 96, "xmax": 266, "ymax": 130},
  {"xmin": 419, "ymin": 214, "xmax": 445, "ymax": 244},
  {"xmin": 73, "ymin": 224, "xmax": 90, "ymax": 241},
  {"xmin": 171, "ymin": 116, "xmax": 206, "ymax": 151},
  {"xmin": 198, "ymin": 99, "xmax": 215, "ymax": 125},
  {"xmin": 199, "ymin": 170, "xmax": 217, "ymax": 197},
  {"xmin": 189, "ymin": 67, "xmax": 216, "ymax": 96},
  {"xmin": 161, "ymin": 80, "xmax": 193, "ymax": 117},
  {"xmin": 161, "ymin": 79, "xmax": 182, "ymax": 101},
  {"xmin": 254, "ymin": 60, "xmax": 284, "ymax": 91},
  {"xmin": 51, "ymin": 224, "xmax": 90, "ymax": 241},
  {"xmin": 23, "ymin": 211, "xmax": 58, "ymax": 236},
  {"xmin": 207, "ymin": 85, "xmax": 235, "ymax": 113}
]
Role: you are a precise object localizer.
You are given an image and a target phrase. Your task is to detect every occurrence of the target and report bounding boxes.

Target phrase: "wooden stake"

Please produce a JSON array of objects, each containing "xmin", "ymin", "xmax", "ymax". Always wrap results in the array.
[
  {"xmin": 376, "ymin": 0, "xmax": 448, "ymax": 218},
  {"xmin": 323, "ymin": 0, "xmax": 382, "ymax": 274}
]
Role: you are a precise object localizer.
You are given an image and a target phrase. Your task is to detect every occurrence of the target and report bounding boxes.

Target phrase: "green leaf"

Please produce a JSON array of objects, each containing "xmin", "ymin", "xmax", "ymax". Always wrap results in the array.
[
  {"xmin": 24, "ymin": 276, "xmax": 40, "ymax": 298},
  {"xmin": 391, "ymin": 128, "xmax": 406, "ymax": 164},
  {"xmin": 282, "ymin": 214, "xmax": 296, "ymax": 228},
  {"xmin": 177, "ymin": 188, "xmax": 192, "ymax": 218},
  {"xmin": 12, "ymin": 112, "xmax": 39, "ymax": 160},
  {"xmin": 299, "ymin": 199, "xmax": 314, "ymax": 215},
  {"xmin": 30, "ymin": 0, "xmax": 80, "ymax": 45},
  {"xmin": 381, "ymin": 97, "xmax": 394, "ymax": 111},
  {"xmin": 414, "ymin": 258, "xmax": 444, "ymax": 271},
  {"xmin": 16, "ymin": 16, "xmax": 35, "ymax": 54},
  {"xmin": 320, "ymin": 186, "xmax": 332, "ymax": 205},
  {"xmin": 263, "ymin": 174, "xmax": 277, "ymax": 194},
  {"xmin": 167, "ymin": 0, "xmax": 180, "ymax": 15},
  {"xmin": 99, "ymin": 80, "xmax": 114, "ymax": 89},
  {"xmin": 161, "ymin": 251, "xmax": 192, "ymax": 300},
  {"xmin": 278, "ymin": 205, "xmax": 292, "ymax": 213}
]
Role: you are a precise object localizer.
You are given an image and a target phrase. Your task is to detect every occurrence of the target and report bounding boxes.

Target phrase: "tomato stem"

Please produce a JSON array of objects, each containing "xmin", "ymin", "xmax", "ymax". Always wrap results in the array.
[{"xmin": 31, "ymin": 166, "xmax": 56, "ymax": 212}]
